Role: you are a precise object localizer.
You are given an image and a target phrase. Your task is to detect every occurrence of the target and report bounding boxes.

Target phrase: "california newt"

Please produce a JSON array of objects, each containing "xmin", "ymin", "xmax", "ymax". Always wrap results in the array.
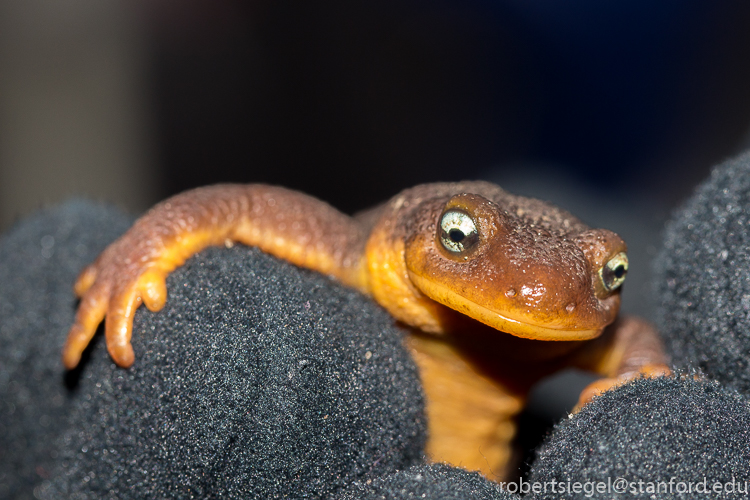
[{"xmin": 61, "ymin": 182, "xmax": 669, "ymax": 479}]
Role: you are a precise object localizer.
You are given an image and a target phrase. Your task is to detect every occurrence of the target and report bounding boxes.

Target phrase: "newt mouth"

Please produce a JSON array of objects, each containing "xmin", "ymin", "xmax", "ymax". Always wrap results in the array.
[{"xmin": 407, "ymin": 272, "xmax": 606, "ymax": 341}]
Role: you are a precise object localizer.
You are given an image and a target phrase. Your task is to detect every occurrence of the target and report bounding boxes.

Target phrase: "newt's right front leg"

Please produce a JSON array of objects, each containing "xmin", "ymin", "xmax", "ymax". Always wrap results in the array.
[
  {"xmin": 571, "ymin": 316, "xmax": 671, "ymax": 407},
  {"xmin": 63, "ymin": 184, "xmax": 369, "ymax": 369}
]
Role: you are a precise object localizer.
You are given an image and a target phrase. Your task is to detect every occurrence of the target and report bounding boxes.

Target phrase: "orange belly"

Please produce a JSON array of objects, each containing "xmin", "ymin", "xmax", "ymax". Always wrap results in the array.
[{"xmin": 405, "ymin": 333, "xmax": 526, "ymax": 480}]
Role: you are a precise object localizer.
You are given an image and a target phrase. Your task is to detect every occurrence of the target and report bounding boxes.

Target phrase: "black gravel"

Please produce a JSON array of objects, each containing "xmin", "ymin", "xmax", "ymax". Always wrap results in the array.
[
  {"xmin": 1, "ymin": 201, "xmax": 426, "ymax": 500},
  {"xmin": 334, "ymin": 463, "xmax": 520, "ymax": 500},
  {"xmin": 529, "ymin": 376, "xmax": 750, "ymax": 499},
  {"xmin": 655, "ymin": 150, "xmax": 750, "ymax": 396},
  {"xmin": 0, "ymin": 201, "xmax": 134, "ymax": 500}
]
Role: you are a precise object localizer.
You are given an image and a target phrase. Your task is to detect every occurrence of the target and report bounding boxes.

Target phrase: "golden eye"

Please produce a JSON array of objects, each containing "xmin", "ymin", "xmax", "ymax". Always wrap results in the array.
[
  {"xmin": 439, "ymin": 209, "xmax": 478, "ymax": 254},
  {"xmin": 600, "ymin": 252, "xmax": 628, "ymax": 292}
]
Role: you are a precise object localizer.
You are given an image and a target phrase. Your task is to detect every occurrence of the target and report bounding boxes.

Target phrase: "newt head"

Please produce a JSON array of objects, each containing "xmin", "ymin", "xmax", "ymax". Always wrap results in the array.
[{"xmin": 402, "ymin": 190, "xmax": 627, "ymax": 341}]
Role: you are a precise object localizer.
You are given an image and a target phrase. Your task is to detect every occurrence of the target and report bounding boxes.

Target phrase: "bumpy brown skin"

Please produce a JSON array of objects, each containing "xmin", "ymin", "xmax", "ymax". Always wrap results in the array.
[{"xmin": 62, "ymin": 182, "xmax": 669, "ymax": 480}]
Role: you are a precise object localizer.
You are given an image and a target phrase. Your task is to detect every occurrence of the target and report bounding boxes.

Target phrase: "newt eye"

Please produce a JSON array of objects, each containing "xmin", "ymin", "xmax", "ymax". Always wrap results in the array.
[
  {"xmin": 600, "ymin": 252, "xmax": 628, "ymax": 292},
  {"xmin": 439, "ymin": 209, "xmax": 478, "ymax": 254}
]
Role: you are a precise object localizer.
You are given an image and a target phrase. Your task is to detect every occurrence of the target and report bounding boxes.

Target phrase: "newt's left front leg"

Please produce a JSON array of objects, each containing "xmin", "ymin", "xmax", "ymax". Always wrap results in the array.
[
  {"xmin": 62, "ymin": 184, "xmax": 370, "ymax": 369},
  {"xmin": 572, "ymin": 316, "xmax": 671, "ymax": 406}
]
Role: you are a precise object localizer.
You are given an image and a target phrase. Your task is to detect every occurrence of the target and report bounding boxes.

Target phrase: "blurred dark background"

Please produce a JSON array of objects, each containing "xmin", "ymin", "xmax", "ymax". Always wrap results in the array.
[
  {"xmin": 2, "ymin": 0, "xmax": 749, "ymax": 226},
  {"xmin": 2, "ymin": 0, "xmax": 750, "ymax": 477},
  {"xmin": 147, "ymin": 0, "xmax": 750, "ymax": 212}
]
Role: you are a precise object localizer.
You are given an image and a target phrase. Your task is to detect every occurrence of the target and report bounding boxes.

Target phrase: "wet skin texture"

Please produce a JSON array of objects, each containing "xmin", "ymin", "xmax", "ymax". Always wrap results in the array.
[{"xmin": 61, "ymin": 181, "xmax": 668, "ymax": 479}]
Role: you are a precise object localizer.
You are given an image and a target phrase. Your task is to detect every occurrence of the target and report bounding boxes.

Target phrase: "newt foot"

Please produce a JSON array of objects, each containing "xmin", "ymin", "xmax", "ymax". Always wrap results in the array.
[
  {"xmin": 576, "ymin": 364, "xmax": 672, "ymax": 410},
  {"xmin": 62, "ymin": 259, "xmax": 169, "ymax": 369}
]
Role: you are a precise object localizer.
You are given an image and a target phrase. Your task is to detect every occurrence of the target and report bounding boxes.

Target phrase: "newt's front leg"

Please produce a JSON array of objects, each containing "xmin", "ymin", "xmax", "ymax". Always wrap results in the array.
[
  {"xmin": 572, "ymin": 316, "xmax": 671, "ymax": 406},
  {"xmin": 62, "ymin": 184, "xmax": 369, "ymax": 369}
]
